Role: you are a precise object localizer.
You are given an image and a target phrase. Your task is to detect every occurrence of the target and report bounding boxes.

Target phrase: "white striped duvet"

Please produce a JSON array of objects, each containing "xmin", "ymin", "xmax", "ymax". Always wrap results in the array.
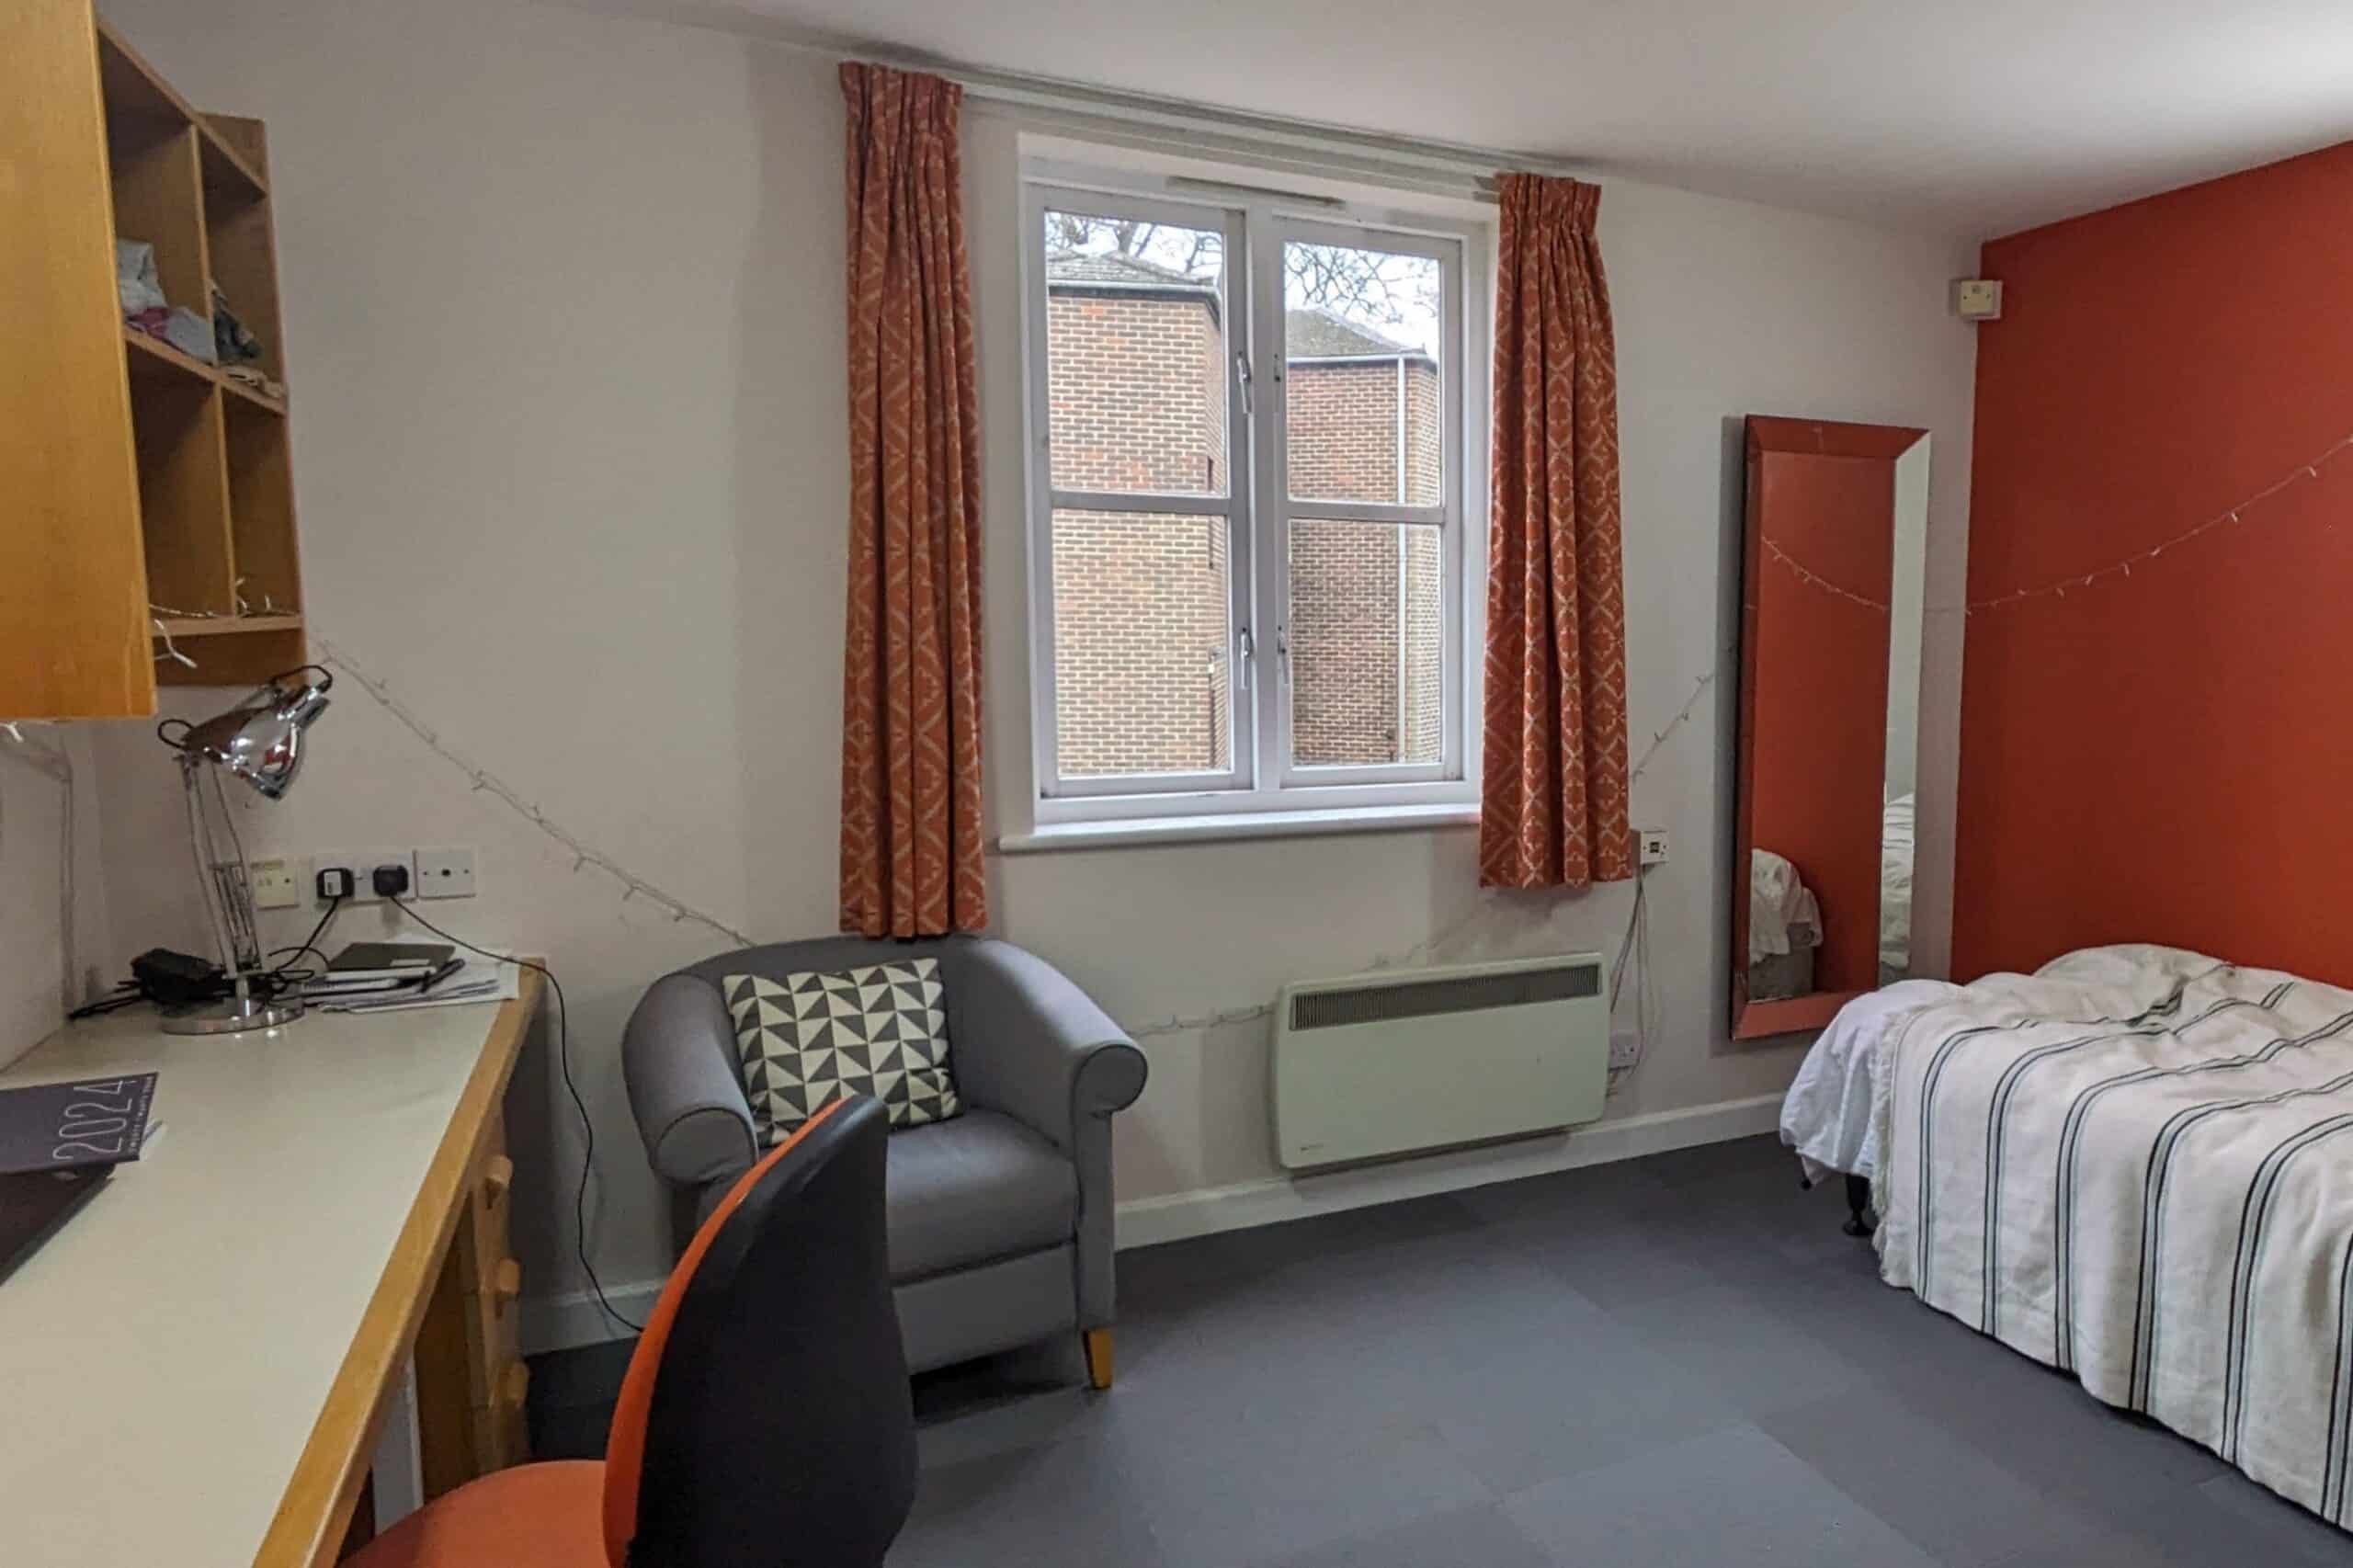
[{"xmin": 1877, "ymin": 944, "xmax": 2353, "ymax": 1522}]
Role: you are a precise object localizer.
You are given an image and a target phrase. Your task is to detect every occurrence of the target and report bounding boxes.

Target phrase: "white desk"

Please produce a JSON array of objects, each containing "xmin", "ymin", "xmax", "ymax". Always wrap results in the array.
[{"xmin": 0, "ymin": 975, "xmax": 541, "ymax": 1568}]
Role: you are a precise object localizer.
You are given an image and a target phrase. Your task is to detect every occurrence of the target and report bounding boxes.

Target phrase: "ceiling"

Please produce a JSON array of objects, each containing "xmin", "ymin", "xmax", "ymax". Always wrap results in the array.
[{"xmin": 703, "ymin": 0, "xmax": 2351, "ymax": 239}]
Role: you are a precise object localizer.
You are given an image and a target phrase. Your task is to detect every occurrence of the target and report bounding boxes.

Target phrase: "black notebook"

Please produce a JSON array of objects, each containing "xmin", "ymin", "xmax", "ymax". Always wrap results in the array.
[
  {"xmin": 0, "ymin": 1166, "xmax": 113, "ymax": 1286},
  {"xmin": 0, "ymin": 1073, "xmax": 155, "ymax": 1176},
  {"xmin": 326, "ymin": 942, "xmax": 456, "ymax": 977}
]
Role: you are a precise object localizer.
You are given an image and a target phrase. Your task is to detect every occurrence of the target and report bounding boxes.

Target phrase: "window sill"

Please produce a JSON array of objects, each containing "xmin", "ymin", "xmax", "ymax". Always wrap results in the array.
[{"xmin": 998, "ymin": 801, "xmax": 1480, "ymax": 854}]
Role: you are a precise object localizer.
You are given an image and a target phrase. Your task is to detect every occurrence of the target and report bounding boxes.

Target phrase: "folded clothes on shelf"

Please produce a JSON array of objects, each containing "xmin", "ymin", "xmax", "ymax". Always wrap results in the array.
[
  {"xmin": 126, "ymin": 304, "xmax": 218, "ymax": 364},
  {"xmin": 115, "ymin": 238, "xmax": 166, "ymax": 314},
  {"xmin": 211, "ymin": 284, "xmax": 264, "ymax": 366}
]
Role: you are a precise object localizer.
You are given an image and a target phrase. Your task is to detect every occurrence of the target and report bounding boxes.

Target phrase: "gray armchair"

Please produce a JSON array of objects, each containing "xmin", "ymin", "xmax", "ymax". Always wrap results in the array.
[{"xmin": 621, "ymin": 935, "xmax": 1148, "ymax": 1386}]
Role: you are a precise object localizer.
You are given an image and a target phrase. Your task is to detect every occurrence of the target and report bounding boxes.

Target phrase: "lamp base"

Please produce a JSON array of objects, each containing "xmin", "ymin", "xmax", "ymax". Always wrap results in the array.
[{"xmin": 160, "ymin": 991, "xmax": 305, "ymax": 1036}]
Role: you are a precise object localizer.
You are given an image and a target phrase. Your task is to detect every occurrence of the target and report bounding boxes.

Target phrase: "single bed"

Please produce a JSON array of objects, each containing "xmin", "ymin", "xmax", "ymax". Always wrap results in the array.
[{"xmin": 1783, "ymin": 944, "xmax": 2353, "ymax": 1525}]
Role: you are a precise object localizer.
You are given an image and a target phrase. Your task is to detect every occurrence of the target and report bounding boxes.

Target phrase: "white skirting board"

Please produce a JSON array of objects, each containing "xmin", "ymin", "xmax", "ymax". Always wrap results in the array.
[
  {"xmin": 1112, "ymin": 1091, "xmax": 1784, "ymax": 1250},
  {"xmin": 519, "ymin": 1090, "xmax": 1785, "ymax": 1355}
]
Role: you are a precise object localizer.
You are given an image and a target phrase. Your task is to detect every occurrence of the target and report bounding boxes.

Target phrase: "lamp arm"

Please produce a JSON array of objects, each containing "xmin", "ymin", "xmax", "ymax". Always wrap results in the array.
[{"xmin": 180, "ymin": 755, "xmax": 238, "ymax": 978}]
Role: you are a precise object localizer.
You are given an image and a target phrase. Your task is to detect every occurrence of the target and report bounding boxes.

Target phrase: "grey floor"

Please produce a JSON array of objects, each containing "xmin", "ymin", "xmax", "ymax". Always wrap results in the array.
[{"xmin": 529, "ymin": 1134, "xmax": 2353, "ymax": 1567}]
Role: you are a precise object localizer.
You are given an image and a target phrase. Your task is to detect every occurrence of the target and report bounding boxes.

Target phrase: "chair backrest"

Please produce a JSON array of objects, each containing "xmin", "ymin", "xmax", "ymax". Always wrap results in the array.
[{"xmin": 601, "ymin": 1095, "xmax": 915, "ymax": 1568}]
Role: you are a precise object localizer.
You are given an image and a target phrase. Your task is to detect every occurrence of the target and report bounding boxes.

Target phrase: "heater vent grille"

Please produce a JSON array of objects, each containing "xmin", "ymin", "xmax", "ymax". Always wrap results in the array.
[{"xmin": 1289, "ymin": 962, "xmax": 1600, "ymax": 1031}]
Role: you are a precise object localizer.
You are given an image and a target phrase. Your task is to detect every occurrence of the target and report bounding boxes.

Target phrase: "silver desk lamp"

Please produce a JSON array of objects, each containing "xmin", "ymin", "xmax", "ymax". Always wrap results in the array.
[{"xmin": 155, "ymin": 665, "xmax": 332, "ymax": 1035}]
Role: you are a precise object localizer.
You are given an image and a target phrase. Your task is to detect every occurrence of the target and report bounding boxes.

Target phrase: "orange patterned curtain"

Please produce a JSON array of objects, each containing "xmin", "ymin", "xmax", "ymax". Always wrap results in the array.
[
  {"xmin": 838, "ymin": 62, "xmax": 988, "ymax": 937},
  {"xmin": 1479, "ymin": 174, "xmax": 1634, "ymax": 890}
]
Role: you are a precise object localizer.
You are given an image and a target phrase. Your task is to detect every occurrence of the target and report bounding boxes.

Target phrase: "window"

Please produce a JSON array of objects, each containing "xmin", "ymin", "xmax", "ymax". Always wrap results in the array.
[{"xmin": 1022, "ymin": 167, "xmax": 1478, "ymax": 831}]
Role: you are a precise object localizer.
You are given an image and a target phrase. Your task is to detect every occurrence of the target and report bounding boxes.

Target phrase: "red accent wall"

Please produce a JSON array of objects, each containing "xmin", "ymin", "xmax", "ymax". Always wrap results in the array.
[
  {"xmin": 1752, "ymin": 452, "xmax": 1894, "ymax": 993},
  {"xmin": 1954, "ymin": 140, "xmax": 2353, "ymax": 986}
]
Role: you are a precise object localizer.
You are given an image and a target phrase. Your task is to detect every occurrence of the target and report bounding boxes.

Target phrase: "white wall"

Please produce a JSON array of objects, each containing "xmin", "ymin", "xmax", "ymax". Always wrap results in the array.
[
  {"xmin": 94, "ymin": 0, "xmax": 842, "ymax": 1321},
  {"xmin": 90, "ymin": 0, "xmax": 1974, "ymax": 1335},
  {"xmin": 0, "ymin": 732, "xmax": 110, "ymax": 1070}
]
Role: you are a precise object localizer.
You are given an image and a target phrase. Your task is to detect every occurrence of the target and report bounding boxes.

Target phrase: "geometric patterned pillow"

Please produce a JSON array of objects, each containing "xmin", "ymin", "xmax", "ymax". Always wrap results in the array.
[{"xmin": 722, "ymin": 958, "xmax": 961, "ymax": 1143}]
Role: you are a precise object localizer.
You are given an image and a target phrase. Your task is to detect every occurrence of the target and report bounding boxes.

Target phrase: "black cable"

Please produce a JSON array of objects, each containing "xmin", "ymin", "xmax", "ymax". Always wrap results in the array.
[
  {"xmin": 389, "ymin": 898, "xmax": 642, "ymax": 1335},
  {"xmin": 68, "ymin": 988, "xmax": 147, "ymax": 1021},
  {"xmin": 268, "ymin": 893, "xmax": 345, "ymax": 980}
]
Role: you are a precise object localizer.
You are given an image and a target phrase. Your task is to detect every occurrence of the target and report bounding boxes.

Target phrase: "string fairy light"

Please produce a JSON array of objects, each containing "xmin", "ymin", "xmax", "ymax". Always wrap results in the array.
[
  {"xmin": 1762, "ymin": 539, "xmax": 1890, "ymax": 612},
  {"xmin": 308, "ymin": 632, "xmax": 756, "ymax": 949},
  {"xmin": 1762, "ymin": 430, "xmax": 2351, "ymax": 619}
]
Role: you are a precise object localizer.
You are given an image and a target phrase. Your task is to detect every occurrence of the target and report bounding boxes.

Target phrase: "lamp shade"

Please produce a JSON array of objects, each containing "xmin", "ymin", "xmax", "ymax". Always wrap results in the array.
[{"xmin": 161, "ymin": 667, "xmax": 332, "ymax": 799}]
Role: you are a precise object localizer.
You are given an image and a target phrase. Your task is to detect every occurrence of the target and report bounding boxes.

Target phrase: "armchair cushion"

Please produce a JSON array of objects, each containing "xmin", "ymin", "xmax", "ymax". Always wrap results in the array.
[
  {"xmin": 722, "ymin": 959, "xmax": 960, "ymax": 1140},
  {"xmin": 884, "ymin": 1110, "xmax": 1074, "ymax": 1282}
]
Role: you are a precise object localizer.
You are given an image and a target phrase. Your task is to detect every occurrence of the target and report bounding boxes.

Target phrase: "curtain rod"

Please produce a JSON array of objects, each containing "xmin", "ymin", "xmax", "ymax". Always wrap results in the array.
[
  {"xmin": 565, "ymin": 3, "xmax": 1581, "ymax": 200},
  {"xmin": 939, "ymin": 62, "xmax": 1585, "ymax": 194}
]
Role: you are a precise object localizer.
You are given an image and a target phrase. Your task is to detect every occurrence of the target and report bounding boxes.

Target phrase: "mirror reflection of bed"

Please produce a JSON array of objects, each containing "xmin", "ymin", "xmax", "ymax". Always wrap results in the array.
[{"xmin": 1732, "ymin": 415, "xmax": 1929, "ymax": 1039}]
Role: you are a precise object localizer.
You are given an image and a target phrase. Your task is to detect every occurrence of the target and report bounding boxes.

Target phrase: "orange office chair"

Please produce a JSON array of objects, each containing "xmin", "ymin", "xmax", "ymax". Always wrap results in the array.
[{"xmin": 352, "ymin": 1096, "xmax": 915, "ymax": 1568}]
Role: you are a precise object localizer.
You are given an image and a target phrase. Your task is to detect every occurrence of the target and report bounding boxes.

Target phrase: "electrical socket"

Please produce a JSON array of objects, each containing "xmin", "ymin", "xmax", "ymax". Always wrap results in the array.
[
  {"xmin": 1637, "ymin": 827, "xmax": 1670, "ymax": 867},
  {"xmin": 414, "ymin": 846, "xmax": 477, "ymax": 900},
  {"xmin": 1608, "ymin": 1028, "xmax": 1643, "ymax": 1071},
  {"xmin": 312, "ymin": 848, "xmax": 414, "ymax": 903},
  {"xmin": 249, "ymin": 857, "xmax": 301, "ymax": 911}
]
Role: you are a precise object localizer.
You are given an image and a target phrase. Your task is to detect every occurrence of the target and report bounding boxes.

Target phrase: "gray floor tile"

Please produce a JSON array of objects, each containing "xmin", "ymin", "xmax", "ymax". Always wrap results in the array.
[
  {"xmin": 891, "ymin": 1437, "xmax": 1167, "ymax": 1568},
  {"xmin": 1422, "ymin": 1298, "xmax": 1745, "ymax": 1494},
  {"xmin": 533, "ymin": 1133, "xmax": 2353, "ymax": 1568},
  {"xmin": 915, "ymin": 1379, "xmax": 1099, "ymax": 1471},
  {"xmin": 1981, "ymin": 1522, "xmax": 2166, "ymax": 1568},
  {"xmin": 1986, "ymin": 1480, "xmax": 2353, "ymax": 1568},
  {"xmin": 1500, "ymin": 1423, "xmax": 1938, "ymax": 1568},
  {"xmin": 1612, "ymin": 1280, "xmax": 1868, "ymax": 1419},
  {"xmin": 1759, "ymin": 1384, "xmax": 2111, "ymax": 1566},
  {"xmin": 1107, "ymin": 1413, "xmax": 1492, "ymax": 1568},
  {"xmin": 2170, "ymin": 1473, "xmax": 2353, "ymax": 1563},
  {"xmin": 1480, "ymin": 1203, "xmax": 1730, "ymax": 1309},
  {"xmin": 1267, "ymin": 1502, "xmax": 1556, "ymax": 1568},
  {"xmin": 1633, "ymin": 1132, "xmax": 1807, "ymax": 1190},
  {"xmin": 1879, "ymin": 1331, "xmax": 2226, "ymax": 1514}
]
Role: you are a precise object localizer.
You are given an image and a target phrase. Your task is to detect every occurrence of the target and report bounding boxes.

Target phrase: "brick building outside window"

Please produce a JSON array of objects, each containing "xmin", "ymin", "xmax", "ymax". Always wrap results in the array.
[{"xmin": 1046, "ymin": 247, "xmax": 1445, "ymax": 779}]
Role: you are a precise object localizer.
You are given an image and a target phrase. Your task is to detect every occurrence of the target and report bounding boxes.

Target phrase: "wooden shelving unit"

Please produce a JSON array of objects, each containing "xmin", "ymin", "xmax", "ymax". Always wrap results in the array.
[
  {"xmin": 98, "ymin": 16, "xmax": 305, "ymax": 690},
  {"xmin": 0, "ymin": 3, "xmax": 306, "ymax": 716}
]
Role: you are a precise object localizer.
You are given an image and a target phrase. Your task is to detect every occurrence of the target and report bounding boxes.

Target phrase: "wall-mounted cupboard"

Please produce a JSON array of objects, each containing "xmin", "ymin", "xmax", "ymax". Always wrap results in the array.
[{"xmin": 4, "ymin": 3, "xmax": 306, "ymax": 718}]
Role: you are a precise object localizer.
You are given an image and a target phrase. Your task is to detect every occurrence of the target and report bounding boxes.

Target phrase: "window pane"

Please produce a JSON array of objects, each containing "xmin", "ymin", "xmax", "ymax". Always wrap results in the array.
[
  {"xmin": 1045, "ymin": 210, "xmax": 1227, "ymax": 495},
  {"xmin": 1052, "ymin": 509, "xmax": 1233, "ymax": 779},
  {"xmin": 1284, "ymin": 242, "xmax": 1441, "ymax": 506},
  {"xmin": 1289, "ymin": 520, "xmax": 1444, "ymax": 767}
]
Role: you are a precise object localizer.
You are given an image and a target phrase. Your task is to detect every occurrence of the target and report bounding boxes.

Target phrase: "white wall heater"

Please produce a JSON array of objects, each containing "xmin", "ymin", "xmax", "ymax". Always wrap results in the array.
[{"xmin": 1272, "ymin": 953, "xmax": 1611, "ymax": 1171}]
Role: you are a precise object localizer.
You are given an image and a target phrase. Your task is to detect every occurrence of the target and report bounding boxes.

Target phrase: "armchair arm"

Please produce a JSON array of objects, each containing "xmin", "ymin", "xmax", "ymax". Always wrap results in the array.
[
  {"xmin": 622, "ymin": 973, "xmax": 758, "ymax": 1190},
  {"xmin": 947, "ymin": 940, "xmax": 1146, "ymax": 1334},
  {"xmin": 947, "ymin": 940, "xmax": 1147, "ymax": 1154}
]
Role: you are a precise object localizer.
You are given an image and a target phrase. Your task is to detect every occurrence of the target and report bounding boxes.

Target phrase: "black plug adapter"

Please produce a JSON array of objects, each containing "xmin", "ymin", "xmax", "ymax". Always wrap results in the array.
[{"xmin": 371, "ymin": 863, "xmax": 413, "ymax": 899}]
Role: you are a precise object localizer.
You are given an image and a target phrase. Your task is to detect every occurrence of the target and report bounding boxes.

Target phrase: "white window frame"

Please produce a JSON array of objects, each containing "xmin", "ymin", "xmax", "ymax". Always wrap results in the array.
[{"xmin": 1020, "ymin": 155, "xmax": 1487, "ymax": 832}]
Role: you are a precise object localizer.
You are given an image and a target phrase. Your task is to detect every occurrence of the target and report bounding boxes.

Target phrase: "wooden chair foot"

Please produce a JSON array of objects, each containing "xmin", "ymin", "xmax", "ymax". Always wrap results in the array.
[{"xmin": 1082, "ymin": 1327, "xmax": 1114, "ymax": 1391}]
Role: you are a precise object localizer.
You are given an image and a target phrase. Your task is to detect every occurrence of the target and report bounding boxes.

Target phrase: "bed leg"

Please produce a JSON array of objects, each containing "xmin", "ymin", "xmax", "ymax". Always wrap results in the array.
[{"xmin": 1843, "ymin": 1173, "xmax": 1874, "ymax": 1238}]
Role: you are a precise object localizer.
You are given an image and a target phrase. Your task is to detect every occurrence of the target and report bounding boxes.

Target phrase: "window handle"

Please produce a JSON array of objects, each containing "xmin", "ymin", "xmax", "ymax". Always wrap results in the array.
[
  {"xmin": 1235, "ymin": 351, "xmax": 1253, "ymax": 416},
  {"xmin": 1277, "ymin": 625, "xmax": 1290, "ymax": 687},
  {"xmin": 1236, "ymin": 626, "xmax": 1254, "ymax": 693}
]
